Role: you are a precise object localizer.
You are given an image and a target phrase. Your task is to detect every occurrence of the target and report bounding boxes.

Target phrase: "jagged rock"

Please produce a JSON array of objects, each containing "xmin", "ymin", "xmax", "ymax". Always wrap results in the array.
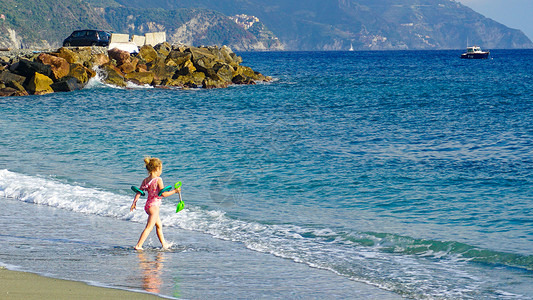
[
  {"xmin": 119, "ymin": 58, "xmax": 138, "ymax": 74},
  {"xmin": 154, "ymin": 42, "xmax": 172, "ymax": 57},
  {"xmin": 125, "ymin": 72, "xmax": 155, "ymax": 85},
  {"xmin": 27, "ymin": 72, "xmax": 54, "ymax": 95},
  {"xmin": 11, "ymin": 59, "xmax": 53, "ymax": 79},
  {"xmin": 175, "ymin": 60, "xmax": 196, "ymax": 76},
  {"xmin": 100, "ymin": 63, "xmax": 126, "ymax": 87},
  {"xmin": 149, "ymin": 60, "xmax": 178, "ymax": 85},
  {"xmin": 90, "ymin": 53, "xmax": 109, "ymax": 67},
  {"xmin": 38, "ymin": 53, "xmax": 70, "ymax": 80},
  {"xmin": 68, "ymin": 64, "xmax": 93, "ymax": 84},
  {"xmin": 202, "ymin": 77, "xmax": 229, "ymax": 89},
  {"xmin": 57, "ymin": 48, "xmax": 80, "ymax": 64},
  {"xmin": 193, "ymin": 57, "xmax": 216, "ymax": 76},
  {"xmin": 187, "ymin": 47, "xmax": 218, "ymax": 64},
  {"xmin": 230, "ymin": 53, "xmax": 243, "ymax": 65},
  {"xmin": 50, "ymin": 76, "xmax": 85, "ymax": 92},
  {"xmin": 0, "ymin": 44, "xmax": 266, "ymax": 96},
  {"xmin": 7, "ymin": 80, "xmax": 28, "ymax": 93},
  {"xmin": 136, "ymin": 63, "xmax": 148, "ymax": 73},
  {"xmin": 0, "ymin": 70, "xmax": 26, "ymax": 85},
  {"xmin": 0, "ymin": 87, "xmax": 18, "ymax": 97},
  {"xmin": 232, "ymin": 74, "xmax": 256, "ymax": 85},
  {"xmin": 166, "ymin": 51, "xmax": 192, "ymax": 66},
  {"xmin": 108, "ymin": 48, "xmax": 131, "ymax": 66},
  {"xmin": 213, "ymin": 62, "xmax": 234, "ymax": 83},
  {"xmin": 234, "ymin": 65, "xmax": 265, "ymax": 81},
  {"xmin": 138, "ymin": 45, "xmax": 159, "ymax": 63}
]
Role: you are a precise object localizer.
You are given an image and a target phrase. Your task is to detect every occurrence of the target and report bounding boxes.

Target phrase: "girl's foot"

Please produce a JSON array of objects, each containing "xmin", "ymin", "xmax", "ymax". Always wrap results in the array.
[
  {"xmin": 134, "ymin": 246, "xmax": 143, "ymax": 250},
  {"xmin": 162, "ymin": 242, "xmax": 172, "ymax": 250}
]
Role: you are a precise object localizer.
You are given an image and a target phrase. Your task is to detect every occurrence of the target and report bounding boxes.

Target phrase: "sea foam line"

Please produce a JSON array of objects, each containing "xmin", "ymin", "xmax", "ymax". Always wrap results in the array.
[{"xmin": 1, "ymin": 169, "xmax": 530, "ymax": 299}]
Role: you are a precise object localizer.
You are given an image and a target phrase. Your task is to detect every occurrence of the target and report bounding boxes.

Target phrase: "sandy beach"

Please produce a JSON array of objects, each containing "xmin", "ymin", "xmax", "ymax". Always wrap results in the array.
[{"xmin": 0, "ymin": 268, "xmax": 161, "ymax": 299}]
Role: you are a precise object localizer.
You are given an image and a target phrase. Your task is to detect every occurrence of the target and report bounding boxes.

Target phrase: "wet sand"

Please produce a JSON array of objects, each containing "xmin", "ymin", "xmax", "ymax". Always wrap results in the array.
[{"xmin": 0, "ymin": 268, "xmax": 161, "ymax": 299}]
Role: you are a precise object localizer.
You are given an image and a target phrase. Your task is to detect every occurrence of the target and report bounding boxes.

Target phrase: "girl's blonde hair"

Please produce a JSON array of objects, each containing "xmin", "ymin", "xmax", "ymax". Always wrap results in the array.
[{"xmin": 144, "ymin": 157, "xmax": 162, "ymax": 173}]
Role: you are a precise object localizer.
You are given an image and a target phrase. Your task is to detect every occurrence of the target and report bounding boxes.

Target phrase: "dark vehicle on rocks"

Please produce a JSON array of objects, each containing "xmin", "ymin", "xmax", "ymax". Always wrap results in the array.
[{"xmin": 63, "ymin": 30, "xmax": 111, "ymax": 47}]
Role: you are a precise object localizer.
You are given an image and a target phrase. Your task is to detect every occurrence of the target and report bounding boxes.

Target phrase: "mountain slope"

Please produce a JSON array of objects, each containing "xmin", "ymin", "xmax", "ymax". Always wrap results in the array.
[
  {"xmin": 109, "ymin": 0, "xmax": 533, "ymax": 50},
  {"xmin": 0, "ymin": 0, "xmax": 282, "ymax": 50},
  {"xmin": 103, "ymin": 7, "xmax": 282, "ymax": 51},
  {"xmin": 0, "ymin": 0, "xmax": 111, "ymax": 48}
]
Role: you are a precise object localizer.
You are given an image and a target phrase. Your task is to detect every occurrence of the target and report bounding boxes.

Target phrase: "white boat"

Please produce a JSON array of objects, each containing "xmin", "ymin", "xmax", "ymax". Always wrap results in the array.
[{"xmin": 461, "ymin": 46, "xmax": 490, "ymax": 59}]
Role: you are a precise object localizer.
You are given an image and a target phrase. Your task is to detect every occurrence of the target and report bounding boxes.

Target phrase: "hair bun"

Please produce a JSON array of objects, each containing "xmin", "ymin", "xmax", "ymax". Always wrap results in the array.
[{"xmin": 144, "ymin": 156, "xmax": 152, "ymax": 165}]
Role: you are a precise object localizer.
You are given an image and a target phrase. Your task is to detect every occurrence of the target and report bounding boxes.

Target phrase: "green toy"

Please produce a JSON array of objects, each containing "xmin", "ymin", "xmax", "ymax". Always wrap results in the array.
[
  {"xmin": 134, "ymin": 181, "xmax": 184, "ymax": 213},
  {"xmin": 158, "ymin": 181, "xmax": 182, "ymax": 196},
  {"xmin": 176, "ymin": 186, "xmax": 184, "ymax": 213}
]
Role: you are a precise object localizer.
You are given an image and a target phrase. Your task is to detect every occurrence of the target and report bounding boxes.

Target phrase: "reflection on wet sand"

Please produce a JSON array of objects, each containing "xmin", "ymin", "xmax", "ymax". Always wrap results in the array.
[{"xmin": 137, "ymin": 251, "xmax": 165, "ymax": 293}]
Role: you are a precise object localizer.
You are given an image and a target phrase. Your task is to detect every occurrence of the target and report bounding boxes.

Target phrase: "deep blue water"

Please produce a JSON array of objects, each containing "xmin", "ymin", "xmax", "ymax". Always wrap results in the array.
[{"xmin": 1, "ymin": 50, "xmax": 532, "ymax": 299}]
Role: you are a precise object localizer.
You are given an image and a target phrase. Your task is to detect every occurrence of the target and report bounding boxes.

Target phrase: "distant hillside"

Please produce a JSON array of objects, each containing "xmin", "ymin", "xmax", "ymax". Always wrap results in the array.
[
  {"xmin": 0, "ymin": 0, "xmax": 110, "ymax": 49},
  {"xmin": 1, "ymin": 0, "xmax": 530, "ymax": 50},
  {"xmin": 103, "ymin": 7, "xmax": 283, "ymax": 51},
  {"xmin": 0, "ymin": 0, "xmax": 282, "ymax": 50},
  {"xmin": 109, "ymin": 0, "xmax": 533, "ymax": 50}
]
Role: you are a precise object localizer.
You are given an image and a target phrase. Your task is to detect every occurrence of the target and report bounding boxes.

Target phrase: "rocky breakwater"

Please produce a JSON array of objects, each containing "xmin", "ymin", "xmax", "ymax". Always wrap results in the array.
[{"xmin": 0, "ymin": 43, "xmax": 270, "ymax": 97}]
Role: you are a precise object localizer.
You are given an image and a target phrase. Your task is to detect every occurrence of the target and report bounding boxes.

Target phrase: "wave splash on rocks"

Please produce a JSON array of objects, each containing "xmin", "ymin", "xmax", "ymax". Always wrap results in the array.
[{"xmin": 0, "ymin": 43, "xmax": 270, "ymax": 97}]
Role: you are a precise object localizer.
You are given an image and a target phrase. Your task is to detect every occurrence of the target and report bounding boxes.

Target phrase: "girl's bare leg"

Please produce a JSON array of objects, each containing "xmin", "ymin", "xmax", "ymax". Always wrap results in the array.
[
  {"xmin": 155, "ymin": 215, "xmax": 170, "ymax": 249},
  {"xmin": 134, "ymin": 209, "xmax": 158, "ymax": 250}
]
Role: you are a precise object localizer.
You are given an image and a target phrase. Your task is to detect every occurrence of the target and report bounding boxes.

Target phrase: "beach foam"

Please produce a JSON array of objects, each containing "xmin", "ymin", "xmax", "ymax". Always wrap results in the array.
[{"xmin": 1, "ymin": 169, "xmax": 531, "ymax": 299}]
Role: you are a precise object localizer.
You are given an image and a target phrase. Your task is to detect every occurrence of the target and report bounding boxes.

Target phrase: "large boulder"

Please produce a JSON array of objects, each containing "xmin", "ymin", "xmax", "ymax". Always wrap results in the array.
[
  {"xmin": 213, "ymin": 62, "xmax": 234, "ymax": 83},
  {"xmin": 68, "ymin": 64, "xmax": 93, "ymax": 84},
  {"xmin": 0, "ymin": 87, "xmax": 18, "ymax": 97},
  {"xmin": 234, "ymin": 65, "xmax": 266, "ymax": 81},
  {"xmin": 138, "ymin": 45, "xmax": 159, "ymax": 63},
  {"xmin": 193, "ymin": 57, "xmax": 216, "ymax": 77},
  {"xmin": 219, "ymin": 46, "xmax": 240, "ymax": 66},
  {"xmin": 37, "ymin": 53, "xmax": 70, "ymax": 80},
  {"xmin": 100, "ymin": 63, "xmax": 126, "ymax": 87},
  {"xmin": 27, "ymin": 72, "xmax": 54, "ymax": 95},
  {"xmin": 108, "ymin": 48, "xmax": 131, "ymax": 66},
  {"xmin": 174, "ymin": 60, "xmax": 196, "ymax": 76},
  {"xmin": 50, "ymin": 76, "xmax": 86, "ymax": 92},
  {"xmin": 202, "ymin": 77, "xmax": 229, "ymax": 89},
  {"xmin": 90, "ymin": 53, "xmax": 109, "ymax": 67},
  {"xmin": 0, "ymin": 70, "xmax": 26, "ymax": 85},
  {"xmin": 232, "ymin": 74, "xmax": 256, "ymax": 85},
  {"xmin": 119, "ymin": 57, "xmax": 138, "ymax": 74},
  {"xmin": 57, "ymin": 47, "xmax": 80, "ymax": 64},
  {"xmin": 233, "ymin": 74, "xmax": 255, "ymax": 85},
  {"xmin": 154, "ymin": 42, "xmax": 172, "ymax": 57},
  {"xmin": 149, "ymin": 60, "xmax": 178, "ymax": 85},
  {"xmin": 6, "ymin": 80, "xmax": 28, "ymax": 94},
  {"xmin": 124, "ymin": 72, "xmax": 155, "ymax": 85},
  {"xmin": 187, "ymin": 47, "xmax": 217, "ymax": 62},
  {"xmin": 11, "ymin": 59, "xmax": 53, "ymax": 79},
  {"xmin": 166, "ymin": 51, "xmax": 192, "ymax": 66}
]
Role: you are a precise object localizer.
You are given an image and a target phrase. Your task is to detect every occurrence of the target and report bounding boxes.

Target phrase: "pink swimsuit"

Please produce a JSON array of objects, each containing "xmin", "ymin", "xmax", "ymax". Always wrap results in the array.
[{"xmin": 141, "ymin": 177, "xmax": 162, "ymax": 213}]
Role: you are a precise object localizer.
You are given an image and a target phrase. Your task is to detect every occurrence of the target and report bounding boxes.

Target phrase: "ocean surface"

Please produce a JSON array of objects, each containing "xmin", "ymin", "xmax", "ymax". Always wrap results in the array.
[{"xmin": 1, "ymin": 50, "xmax": 532, "ymax": 299}]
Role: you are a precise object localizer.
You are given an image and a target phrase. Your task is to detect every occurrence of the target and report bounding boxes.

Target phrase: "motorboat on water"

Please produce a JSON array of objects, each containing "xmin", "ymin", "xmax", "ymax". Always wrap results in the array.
[{"xmin": 461, "ymin": 46, "xmax": 490, "ymax": 59}]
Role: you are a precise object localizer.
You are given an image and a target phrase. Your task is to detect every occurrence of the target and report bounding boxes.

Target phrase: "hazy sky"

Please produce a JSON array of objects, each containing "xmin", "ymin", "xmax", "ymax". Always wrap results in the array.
[{"xmin": 457, "ymin": 0, "xmax": 533, "ymax": 40}]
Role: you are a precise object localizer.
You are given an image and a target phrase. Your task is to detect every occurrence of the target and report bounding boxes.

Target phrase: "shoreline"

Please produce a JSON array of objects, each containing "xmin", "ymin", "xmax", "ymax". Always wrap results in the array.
[{"xmin": 0, "ymin": 267, "xmax": 163, "ymax": 299}]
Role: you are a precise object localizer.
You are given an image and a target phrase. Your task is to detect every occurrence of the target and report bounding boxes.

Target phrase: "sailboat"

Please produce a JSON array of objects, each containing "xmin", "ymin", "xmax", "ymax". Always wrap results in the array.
[{"xmin": 349, "ymin": 43, "xmax": 354, "ymax": 51}]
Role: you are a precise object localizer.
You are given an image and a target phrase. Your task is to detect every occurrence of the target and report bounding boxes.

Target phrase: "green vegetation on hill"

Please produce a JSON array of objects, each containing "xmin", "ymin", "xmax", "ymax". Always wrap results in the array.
[
  {"xmin": 0, "ymin": 0, "xmax": 110, "ymax": 48},
  {"xmin": 0, "ymin": 0, "xmax": 281, "ymax": 50},
  {"xmin": 108, "ymin": 0, "xmax": 533, "ymax": 50},
  {"xmin": 103, "ymin": 7, "xmax": 282, "ymax": 50}
]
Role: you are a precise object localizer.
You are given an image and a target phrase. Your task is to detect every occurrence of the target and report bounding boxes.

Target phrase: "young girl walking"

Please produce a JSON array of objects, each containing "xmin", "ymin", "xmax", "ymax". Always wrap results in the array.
[{"xmin": 130, "ymin": 157, "xmax": 181, "ymax": 250}]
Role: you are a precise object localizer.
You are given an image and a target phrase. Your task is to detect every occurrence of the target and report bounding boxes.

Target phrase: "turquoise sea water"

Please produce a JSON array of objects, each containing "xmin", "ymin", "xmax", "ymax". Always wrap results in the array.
[{"xmin": 1, "ymin": 50, "xmax": 532, "ymax": 299}]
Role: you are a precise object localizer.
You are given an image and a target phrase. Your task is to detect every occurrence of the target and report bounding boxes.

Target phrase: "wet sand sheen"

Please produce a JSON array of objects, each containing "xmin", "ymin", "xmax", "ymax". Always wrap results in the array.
[{"xmin": 0, "ymin": 268, "xmax": 162, "ymax": 299}]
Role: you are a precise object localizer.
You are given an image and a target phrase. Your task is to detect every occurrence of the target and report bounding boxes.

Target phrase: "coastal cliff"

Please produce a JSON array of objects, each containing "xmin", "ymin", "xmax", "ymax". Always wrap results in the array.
[{"xmin": 0, "ymin": 43, "xmax": 269, "ymax": 97}]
